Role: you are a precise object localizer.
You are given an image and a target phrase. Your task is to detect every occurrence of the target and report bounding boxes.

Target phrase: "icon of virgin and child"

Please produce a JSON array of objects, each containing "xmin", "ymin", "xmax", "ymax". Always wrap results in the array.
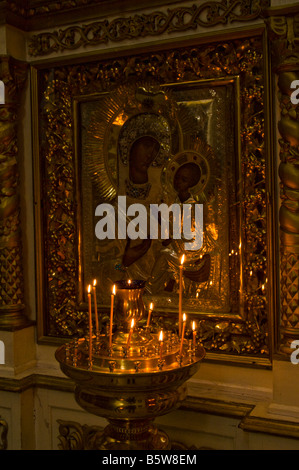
[{"xmin": 93, "ymin": 107, "xmax": 217, "ymax": 306}]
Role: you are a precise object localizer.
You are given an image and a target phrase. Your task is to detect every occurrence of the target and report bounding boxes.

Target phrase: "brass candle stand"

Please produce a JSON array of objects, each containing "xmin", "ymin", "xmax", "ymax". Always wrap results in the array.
[{"xmin": 55, "ymin": 280, "xmax": 205, "ymax": 450}]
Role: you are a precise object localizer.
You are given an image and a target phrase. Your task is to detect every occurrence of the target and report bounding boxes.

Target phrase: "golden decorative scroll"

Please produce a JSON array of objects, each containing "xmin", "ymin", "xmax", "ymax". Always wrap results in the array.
[
  {"xmin": 28, "ymin": 0, "xmax": 269, "ymax": 57},
  {"xmin": 57, "ymin": 420, "xmax": 102, "ymax": 450},
  {"xmin": 57, "ymin": 419, "xmax": 197, "ymax": 450},
  {"xmin": 0, "ymin": 56, "xmax": 28, "ymax": 329},
  {"xmin": 33, "ymin": 34, "xmax": 269, "ymax": 361},
  {"xmin": 267, "ymin": 12, "xmax": 299, "ymax": 354},
  {"xmin": 0, "ymin": 415, "xmax": 8, "ymax": 450}
]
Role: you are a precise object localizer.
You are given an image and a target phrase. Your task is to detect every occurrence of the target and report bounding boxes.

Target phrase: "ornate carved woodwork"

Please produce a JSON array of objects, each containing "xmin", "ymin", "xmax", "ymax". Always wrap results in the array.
[
  {"xmin": 267, "ymin": 11, "xmax": 299, "ymax": 354},
  {"xmin": 27, "ymin": 0, "xmax": 269, "ymax": 57},
  {"xmin": 32, "ymin": 31, "xmax": 272, "ymax": 364},
  {"xmin": 0, "ymin": 56, "xmax": 29, "ymax": 329},
  {"xmin": 0, "ymin": 1, "xmax": 270, "ymax": 41},
  {"xmin": 1, "ymin": 0, "xmax": 294, "ymax": 366}
]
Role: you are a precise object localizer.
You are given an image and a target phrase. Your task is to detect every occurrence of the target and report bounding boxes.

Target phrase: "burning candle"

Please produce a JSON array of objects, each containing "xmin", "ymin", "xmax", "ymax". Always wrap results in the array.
[
  {"xmin": 109, "ymin": 284, "xmax": 116, "ymax": 349},
  {"xmin": 179, "ymin": 254, "xmax": 185, "ymax": 335},
  {"xmin": 127, "ymin": 318, "xmax": 135, "ymax": 348},
  {"xmin": 92, "ymin": 279, "xmax": 99, "ymax": 335},
  {"xmin": 147, "ymin": 302, "xmax": 153, "ymax": 328},
  {"xmin": 179, "ymin": 313, "xmax": 186, "ymax": 356},
  {"xmin": 87, "ymin": 285, "xmax": 93, "ymax": 362},
  {"xmin": 192, "ymin": 321, "xmax": 196, "ymax": 349},
  {"xmin": 159, "ymin": 330, "xmax": 163, "ymax": 360}
]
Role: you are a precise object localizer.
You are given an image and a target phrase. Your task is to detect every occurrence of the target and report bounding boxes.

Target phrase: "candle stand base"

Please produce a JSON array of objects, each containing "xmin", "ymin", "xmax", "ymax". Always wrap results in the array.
[
  {"xmin": 90, "ymin": 419, "xmax": 171, "ymax": 450},
  {"xmin": 55, "ymin": 280, "xmax": 205, "ymax": 451}
]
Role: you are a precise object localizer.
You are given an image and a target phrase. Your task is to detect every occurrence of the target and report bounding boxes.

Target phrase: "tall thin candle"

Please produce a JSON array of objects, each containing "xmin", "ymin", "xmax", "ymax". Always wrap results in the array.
[
  {"xmin": 127, "ymin": 318, "xmax": 134, "ymax": 348},
  {"xmin": 179, "ymin": 313, "xmax": 186, "ymax": 356},
  {"xmin": 159, "ymin": 330, "xmax": 163, "ymax": 360},
  {"xmin": 147, "ymin": 302, "xmax": 153, "ymax": 328},
  {"xmin": 87, "ymin": 285, "xmax": 92, "ymax": 363},
  {"xmin": 92, "ymin": 279, "xmax": 99, "ymax": 335},
  {"xmin": 109, "ymin": 284, "xmax": 116, "ymax": 349},
  {"xmin": 179, "ymin": 254, "xmax": 185, "ymax": 335},
  {"xmin": 192, "ymin": 320, "xmax": 196, "ymax": 350}
]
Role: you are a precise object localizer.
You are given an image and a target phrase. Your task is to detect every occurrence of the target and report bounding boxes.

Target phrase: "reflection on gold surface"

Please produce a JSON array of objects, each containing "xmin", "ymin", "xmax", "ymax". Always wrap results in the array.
[
  {"xmin": 34, "ymin": 36, "xmax": 269, "ymax": 360},
  {"xmin": 82, "ymin": 82, "xmax": 233, "ymax": 318},
  {"xmin": 55, "ymin": 280, "xmax": 205, "ymax": 450}
]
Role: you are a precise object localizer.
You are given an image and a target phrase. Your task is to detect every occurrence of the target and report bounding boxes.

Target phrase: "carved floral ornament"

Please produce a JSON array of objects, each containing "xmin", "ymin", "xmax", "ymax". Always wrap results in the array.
[
  {"xmin": 266, "ymin": 14, "xmax": 299, "ymax": 70},
  {"xmin": 57, "ymin": 419, "xmax": 197, "ymax": 450},
  {"xmin": 28, "ymin": 0, "xmax": 270, "ymax": 57}
]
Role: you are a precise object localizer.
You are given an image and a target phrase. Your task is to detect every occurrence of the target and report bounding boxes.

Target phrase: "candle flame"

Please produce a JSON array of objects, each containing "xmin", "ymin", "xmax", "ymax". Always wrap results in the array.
[
  {"xmin": 159, "ymin": 330, "xmax": 163, "ymax": 342},
  {"xmin": 128, "ymin": 279, "xmax": 131, "ymax": 285},
  {"xmin": 87, "ymin": 284, "xmax": 91, "ymax": 294},
  {"xmin": 183, "ymin": 313, "xmax": 186, "ymax": 322},
  {"xmin": 149, "ymin": 302, "xmax": 153, "ymax": 311},
  {"xmin": 130, "ymin": 318, "xmax": 135, "ymax": 329},
  {"xmin": 112, "ymin": 284, "xmax": 116, "ymax": 295},
  {"xmin": 192, "ymin": 321, "xmax": 195, "ymax": 331},
  {"xmin": 181, "ymin": 254, "xmax": 185, "ymax": 265}
]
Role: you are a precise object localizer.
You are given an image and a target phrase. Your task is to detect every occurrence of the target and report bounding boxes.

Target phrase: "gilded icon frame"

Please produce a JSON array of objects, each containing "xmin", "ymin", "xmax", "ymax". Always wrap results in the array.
[
  {"xmin": 77, "ymin": 77, "xmax": 241, "ymax": 319},
  {"xmin": 31, "ymin": 27, "xmax": 275, "ymax": 366}
]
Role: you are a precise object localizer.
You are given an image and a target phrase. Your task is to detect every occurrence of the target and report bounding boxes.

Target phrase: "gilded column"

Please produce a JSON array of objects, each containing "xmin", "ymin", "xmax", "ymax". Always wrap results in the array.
[
  {"xmin": 267, "ymin": 11, "xmax": 299, "ymax": 354},
  {"xmin": 0, "ymin": 56, "xmax": 28, "ymax": 328}
]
